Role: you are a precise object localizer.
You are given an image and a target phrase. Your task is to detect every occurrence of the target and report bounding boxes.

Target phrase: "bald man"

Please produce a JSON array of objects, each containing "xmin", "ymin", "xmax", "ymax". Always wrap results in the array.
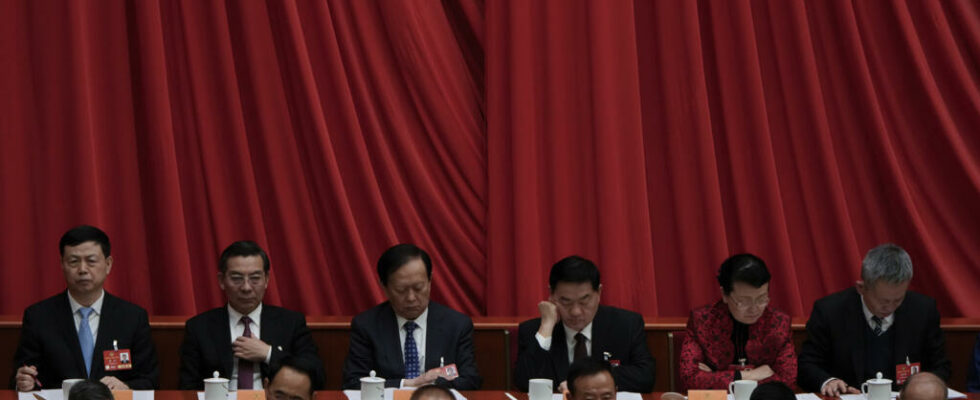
[{"xmin": 899, "ymin": 373, "xmax": 947, "ymax": 400}]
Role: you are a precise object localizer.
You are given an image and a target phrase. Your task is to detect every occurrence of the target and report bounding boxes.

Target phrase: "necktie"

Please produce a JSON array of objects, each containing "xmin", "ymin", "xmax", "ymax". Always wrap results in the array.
[
  {"xmin": 238, "ymin": 316, "xmax": 254, "ymax": 389},
  {"xmin": 574, "ymin": 332, "xmax": 588, "ymax": 362},
  {"xmin": 871, "ymin": 316, "xmax": 883, "ymax": 336},
  {"xmin": 404, "ymin": 321, "xmax": 420, "ymax": 379},
  {"xmin": 78, "ymin": 307, "xmax": 95, "ymax": 376}
]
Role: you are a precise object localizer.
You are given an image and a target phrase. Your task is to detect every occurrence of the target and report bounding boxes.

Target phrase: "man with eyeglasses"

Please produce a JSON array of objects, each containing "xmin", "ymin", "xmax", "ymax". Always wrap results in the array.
[
  {"xmin": 798, "ymin": 244, "xmax": 950, "ymax": 396},
  {"xmin": 178, "ymin": 241, "xmax": 323, "ymax": 390},
  {"xmin": 515, "ymin": 255, "xmax": 655, "ymax": 393},
  {"xmin": 679, "ymin": 254, "xmax": 795, "ymax": 389}
]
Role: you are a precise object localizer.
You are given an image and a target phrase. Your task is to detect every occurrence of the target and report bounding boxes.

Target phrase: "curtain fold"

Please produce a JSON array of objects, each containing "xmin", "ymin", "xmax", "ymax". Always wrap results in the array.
[{"xmin": 0, "ymin": 0, "xmax": 976, "ymax": 317}]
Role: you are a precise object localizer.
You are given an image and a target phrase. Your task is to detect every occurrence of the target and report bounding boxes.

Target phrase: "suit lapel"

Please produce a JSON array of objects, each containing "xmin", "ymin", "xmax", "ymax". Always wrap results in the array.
[
  {"xmin": 212, "ymin": 307, "xmax": 235, "ymax": 377},
  {"xmin": 424, "ymin": 304, "xmax": 441, "ymax": 370},
  {"xmin": 58, "ymin": 292, "xmax": 89, "ymax": 378},
  {"xmin": 260, "ymin": 305, "xmax": 278, "ymax": 346},
  {"xmin": 91, "ymin": 293, "xmax": 116, "ymax": 378},
  {"xmin": 552, "ymin": 322, "xmax": 570, "ymax": 379},
  {"xmin": 383, "ymin": 304, "xmax": 405, "ymax": 376},
  {"xmin": 891, "ymin": 302, "xmax": 908, "ymax": 367},
  {"xmin": 590, "ymin": 306, "xmax": 605, "ymax": 362},
  {"xmin": 848, "ymin": 291, "xmax": 867, "ymax": 381}
]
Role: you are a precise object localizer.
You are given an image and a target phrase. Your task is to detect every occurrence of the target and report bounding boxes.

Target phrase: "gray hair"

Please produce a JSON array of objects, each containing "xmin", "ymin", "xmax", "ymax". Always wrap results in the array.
[{"xmin": 861, "ymin": 243, "xmax": 913, "ymax": 286}]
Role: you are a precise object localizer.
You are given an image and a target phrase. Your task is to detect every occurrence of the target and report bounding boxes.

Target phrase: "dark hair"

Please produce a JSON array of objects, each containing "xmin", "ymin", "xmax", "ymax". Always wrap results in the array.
[
  {"xmin": 268, "ymin": 355, "xmax": 321, "ymax": 393},
  {"xmin": 549, "ymin": 255, "xmax": 600, "ymax": 291},
  {"xmin": 60, "ymin": 225, "xmax": 111, "ymax": 257},
  {"xmin": 377, "ymin": 244, "xmax": 432, "ymax": 286},
  {"xmin": 749, "ymin": 382, "xmax": 795, "ymax": 400},
  {"xmin": 410, "ymin": 385, "xmax": 455, "ymax": 400},
  {"xmin": 716, "ymin": 253, "xmax": 771, "ymax": 295},
  {"xmin": 219, "ymin": 241, "xmax": 270, "ymax": 273},
  {"xmin": 68, "ymin": 380, "xmax": 113, "ymax": 400},
  {"xmin": 566, "ymin": 358, "xmax": 614, "ymax": 395}
]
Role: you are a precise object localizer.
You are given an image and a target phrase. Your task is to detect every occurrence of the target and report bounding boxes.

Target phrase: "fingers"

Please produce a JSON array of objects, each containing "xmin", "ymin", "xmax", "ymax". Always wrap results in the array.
[{"xmin": 846, "ymin": 387, "xmax": 861, "ymax": 394}]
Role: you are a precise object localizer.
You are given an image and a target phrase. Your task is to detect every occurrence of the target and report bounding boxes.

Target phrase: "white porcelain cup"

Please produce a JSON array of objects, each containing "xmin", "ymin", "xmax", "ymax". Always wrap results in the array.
[
  {"xmin": 529, "ymin": 378, "xmax": 554, "ymax": 400},
  {"xmin": 862, "ymin": 377, "xmax": 893, "ymax": 400},
  {"xmin": 728, "ymin": 379, "xmax": 758, "ymax": 400},
  {"xmin": 62, "ymin": 379, "xmax": 85, "ymax": 400},
  {"xmin": 203, "ymin": 374, "xmax": 229, "ymax": 400},
  {"xmin": 360, "ymin": 371, "xmax": 385, "ymax": 400}
]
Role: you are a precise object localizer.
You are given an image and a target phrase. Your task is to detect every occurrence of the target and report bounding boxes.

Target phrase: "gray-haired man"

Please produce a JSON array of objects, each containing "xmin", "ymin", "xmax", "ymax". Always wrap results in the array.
[{"xmin": 798, "ymin": 244, "xmax": 950, "ymax": 395}]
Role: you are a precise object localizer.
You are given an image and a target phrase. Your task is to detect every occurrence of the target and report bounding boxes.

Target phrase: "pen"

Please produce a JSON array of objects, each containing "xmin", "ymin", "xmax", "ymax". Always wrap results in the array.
[
  {"xmin": 23, "ymin": 364, "xmax": 42, "ymax": 389},
  {"xmin": 440, "ymin": 357, "xmax": 445, "ymax": 368}
]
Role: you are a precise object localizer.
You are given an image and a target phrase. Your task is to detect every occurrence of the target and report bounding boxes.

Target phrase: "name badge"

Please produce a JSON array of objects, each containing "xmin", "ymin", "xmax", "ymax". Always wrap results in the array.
[
  {"xmin": 896, "ymin": 361, "xmax": 921, "ymax": 385},
  {"xmin": 439, "ymin": 363, "xmax": 460, "ymax": 379},
  {"xmin": 103, "ymin": 349, "xmax": 133, "ymax": 371}
]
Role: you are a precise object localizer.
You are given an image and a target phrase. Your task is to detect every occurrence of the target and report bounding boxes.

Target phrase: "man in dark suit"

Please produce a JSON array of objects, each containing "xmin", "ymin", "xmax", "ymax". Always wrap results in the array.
[
  {"xmin": 515, "ymin": 256, "xmax": 655, "ymax": 393},
  {"xmin": 798, "ymin": 243, "xmax": 950, "ymax": 395},
  {"xmin": 12, "ymin": 225, "xmax": 159, "ymax": 391},
  {"xmin": 178, "ymin": 241, "xmax": 323, "ymax": 390},
  {"xmin": 342, "ymin": 244, "xmax": 481, "ymax": 389}
]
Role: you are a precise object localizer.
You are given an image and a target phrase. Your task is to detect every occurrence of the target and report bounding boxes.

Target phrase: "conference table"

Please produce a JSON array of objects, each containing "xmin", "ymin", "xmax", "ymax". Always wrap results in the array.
[{"xmin": 1, "ymin": 392, "xmax": 977, "ymax": 400}]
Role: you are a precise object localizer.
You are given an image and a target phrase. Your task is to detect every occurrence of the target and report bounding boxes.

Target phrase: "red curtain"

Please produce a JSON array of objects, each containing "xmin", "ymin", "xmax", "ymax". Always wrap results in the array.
[{"xmin": 1, "ymin": 0, "xmax": 977, "ymax": 318}]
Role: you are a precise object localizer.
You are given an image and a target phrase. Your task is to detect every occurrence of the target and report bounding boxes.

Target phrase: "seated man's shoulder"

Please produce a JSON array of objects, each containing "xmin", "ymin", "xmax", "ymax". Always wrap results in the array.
[
  {"xmin": 600, "ymin": 304, "xmax": 644, "ymax": 323},
  {"xmin": 813, "ymin": 287, "xmax": 858, "ymax": 310},
  {"xmin": 427, "ymin": 302, "xmax": 472, "ymax": 326},
  {"xmin": 104, "ymin": 293, "xmax": 149, "ymax": 315}
]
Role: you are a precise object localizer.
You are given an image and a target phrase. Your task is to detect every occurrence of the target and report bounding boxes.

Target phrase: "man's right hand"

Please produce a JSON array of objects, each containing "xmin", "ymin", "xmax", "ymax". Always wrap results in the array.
[
  {"xmin": 821, "ymin": 378, "xmax": 859, "ymax": 397},
  {"xmin": 15, "ymin": 365, "xmax": 38, "ymax": 392},
  {"xmin": 537, "ymin": 301, "xmax": 560, "ymax": 338}
]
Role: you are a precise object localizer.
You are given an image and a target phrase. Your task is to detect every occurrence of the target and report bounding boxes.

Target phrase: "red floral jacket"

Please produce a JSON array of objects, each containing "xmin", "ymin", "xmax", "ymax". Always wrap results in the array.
[{"xmin": 680, "ymin": 301, "xmax": 796, "ymax": 390}]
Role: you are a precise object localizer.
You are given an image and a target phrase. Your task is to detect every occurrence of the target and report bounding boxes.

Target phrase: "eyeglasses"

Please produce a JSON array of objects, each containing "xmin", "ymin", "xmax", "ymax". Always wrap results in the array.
[{"xmin": 730, "ymin": 296, "xmax": 769, "ymax": 310}]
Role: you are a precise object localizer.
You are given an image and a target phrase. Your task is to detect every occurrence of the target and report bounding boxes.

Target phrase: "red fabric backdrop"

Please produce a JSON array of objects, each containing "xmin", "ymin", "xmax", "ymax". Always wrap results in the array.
[{"xmin": 0, "ymin": 0, "xmax": 977, "ymax": 318}]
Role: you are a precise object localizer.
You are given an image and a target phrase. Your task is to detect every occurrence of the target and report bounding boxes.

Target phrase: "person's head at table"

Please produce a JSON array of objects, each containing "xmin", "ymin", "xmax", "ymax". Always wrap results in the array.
[
  {"xmin": 410, "ymin": 385, "xmax": 455, "ymax": 400},
  {"xmin": 60, "ymin": 225, "xmax": 114, "ymax": 306},
  {"xmin": 548, "ymin": 256, "xmax": 602, "ymax": 332},
  {"xmin": 68, "ymin": 380, "xmax": 113, "ymax": 400},
  {"xmin": 264, "ymin": 355, "xmax": 318, "ymax": 400},
  {"xmin": 899, "ymin": 372, "xmax": 947, "ymax": 400},
  {"xmin": 749, "ymin": 381, "xmax": 795, "ymax": 400},
  {"xmin": 856, "ymin": 243, "xmax": 913, "ymax": 319},
  {"xmin": 566, "ymin": 358, "xmax": 616, "ymax": 400},
  {"xmin": 717, "ymin": 253, "xmax": 771, "ymax": 324},
  {"xmin": 377, "ymin": 243, "xmax": 433, "ymax": 320},
  {"xmin": 218, "ymin": 240, "xmax": 271, "ymax": 315}
]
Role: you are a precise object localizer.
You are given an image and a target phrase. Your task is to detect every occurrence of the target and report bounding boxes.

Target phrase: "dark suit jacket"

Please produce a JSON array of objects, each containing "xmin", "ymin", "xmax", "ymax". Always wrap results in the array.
[
  {"xmin": 10, "ymin": 291, "xmax": 159, "ymax": 389},
  {"xmin": 178, "ymin": 304, "xmax": 324, "ymax": 390},
  {"xmin": 342, "ymin": 301, "xmax": 481, "ymax": 390},
  {"xmin": 967, "ymin": 333, "xmax": 980, "ymax": 392},
  {"xmin": 515, "ymin": 305, "xmax": 655, "ymax": 393},
  {"xmin": 797, "ymin": 287, "xmax": 950, "ymax": 392},
  {"xmin": 680, "ymin": 301, "xmax": 796, "ymax": 390}
]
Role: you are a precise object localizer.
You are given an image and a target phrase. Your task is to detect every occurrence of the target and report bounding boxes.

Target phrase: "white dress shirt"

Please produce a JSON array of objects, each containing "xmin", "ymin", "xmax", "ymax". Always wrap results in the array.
[
  {"xmin": 228, "ymin": 304, "xmax": 271, "ymax": 390},
  {"xmin": 396, "ymin": 307, "xmax": 429, "ymax": 388},
  {"xmin": 534, "ymin": 321, "xmax": 594, "ymax": 363},
  {"xmin": 68, "ymin": 290, "xmax": 105, "ymax": 343},
  {"xmin": 860, "ymin": 296, "xmax": 895, "ymax": 333}
]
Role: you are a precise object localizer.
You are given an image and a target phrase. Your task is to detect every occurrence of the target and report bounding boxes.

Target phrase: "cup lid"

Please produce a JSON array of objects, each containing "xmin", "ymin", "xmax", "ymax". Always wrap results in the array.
[
  {"xmin": 361, "ymin": 370, "xmax": 385, "ymax": 383},
  {"xmin": 205, "ymin": 371, "xmax": 229, "ymax": 383}
]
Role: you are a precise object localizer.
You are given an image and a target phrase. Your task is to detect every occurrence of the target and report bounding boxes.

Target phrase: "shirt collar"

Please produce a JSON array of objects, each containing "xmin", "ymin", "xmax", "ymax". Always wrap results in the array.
[
  {"xmin": 563, "ymin": 320, "xmax": 593, "ymax": 343},
  {"xmin": 228, "ymin": 303, "xmax": 263, "ymax": 327},
  {"xmin": 396, "ymin": 306, "xmax": 429, "ymax": 331},
  {"xmin": 68, "ymin": 290, "xmax": 105, "ymax": 315},
  {"xmin": 860, "ymin": 295, "xmax": 894, "ymax": 325}
]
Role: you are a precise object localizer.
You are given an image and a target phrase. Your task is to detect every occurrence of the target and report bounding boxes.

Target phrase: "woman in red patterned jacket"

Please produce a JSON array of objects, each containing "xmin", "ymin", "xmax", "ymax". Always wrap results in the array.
[{"xmin": 680, "ymin": 254, "xmax": 796, "ymax": 390}]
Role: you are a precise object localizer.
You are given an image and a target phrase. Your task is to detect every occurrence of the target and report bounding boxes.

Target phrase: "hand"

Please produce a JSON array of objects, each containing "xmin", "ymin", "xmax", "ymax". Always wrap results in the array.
[
  {"xmin": 821, "ymin": 379, "xmax": 859, "ymax": 397},
  {"xmin": 99, "ymin": 376, "xmax": 130, "ymax": 391},
  {"xmin": 537, "ymin": 301, "xmax": 560, "ymax": 338},
  {"xmin": 15, "ymin": 365, "xmax": 38, "ymax": 392},
  {"xmin": 697, "ymin": 362, "xmax": 713, "ymax": 372},
  {"xmin": 557, "ymin": 380, "xmax": 568, "ymax": 394},
  {"xmin": 741, "ymin": 365, "xmax": 774, "ymax": 381},
  {"xmin": 233, "ymin": 336, "xmax": 272, "ymax": 363},
  {"xmin": 404, "ymin": 367, "xmax": 442, "ymax": 387}
]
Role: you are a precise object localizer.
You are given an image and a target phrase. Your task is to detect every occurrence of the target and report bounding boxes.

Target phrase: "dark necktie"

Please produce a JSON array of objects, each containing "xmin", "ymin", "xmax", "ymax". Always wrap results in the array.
[
  {"xmin": 404, "ymin": 321, "xmax": 420, "ymax": 379},
  {"xmin": 574, "ymin": 332, "xmax": 588, "ymax": 362},
  {"xmin": 238, "ymin": 316, "xmax": 254, "ymax": 389},
  {"xmin": 871, "ymin": 316, "xmax": 883, "ymax": 336}
]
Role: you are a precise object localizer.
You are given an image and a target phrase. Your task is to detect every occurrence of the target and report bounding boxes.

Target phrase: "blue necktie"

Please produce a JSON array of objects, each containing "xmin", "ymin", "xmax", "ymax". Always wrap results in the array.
[
  {"xmin": 404, "ymin": 321, "xmax": 420, "ymax": 379},
  {"xmin": 78, "ymin": 307, "xmax": 95, "ymax": 376}
]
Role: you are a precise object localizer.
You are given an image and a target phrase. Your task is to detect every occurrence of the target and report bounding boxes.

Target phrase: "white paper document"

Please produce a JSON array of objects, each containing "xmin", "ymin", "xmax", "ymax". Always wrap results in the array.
[
  {"xmin": 22, "ymin": 390, "xmax": 153, "ymax": 400},
  {"xmin": 550, "ymin": 392, "xmax": 640, "ymax": 400},
  {"xmin": 342, "ymin": 388, "xmax": 468, "ymax": 400}
]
